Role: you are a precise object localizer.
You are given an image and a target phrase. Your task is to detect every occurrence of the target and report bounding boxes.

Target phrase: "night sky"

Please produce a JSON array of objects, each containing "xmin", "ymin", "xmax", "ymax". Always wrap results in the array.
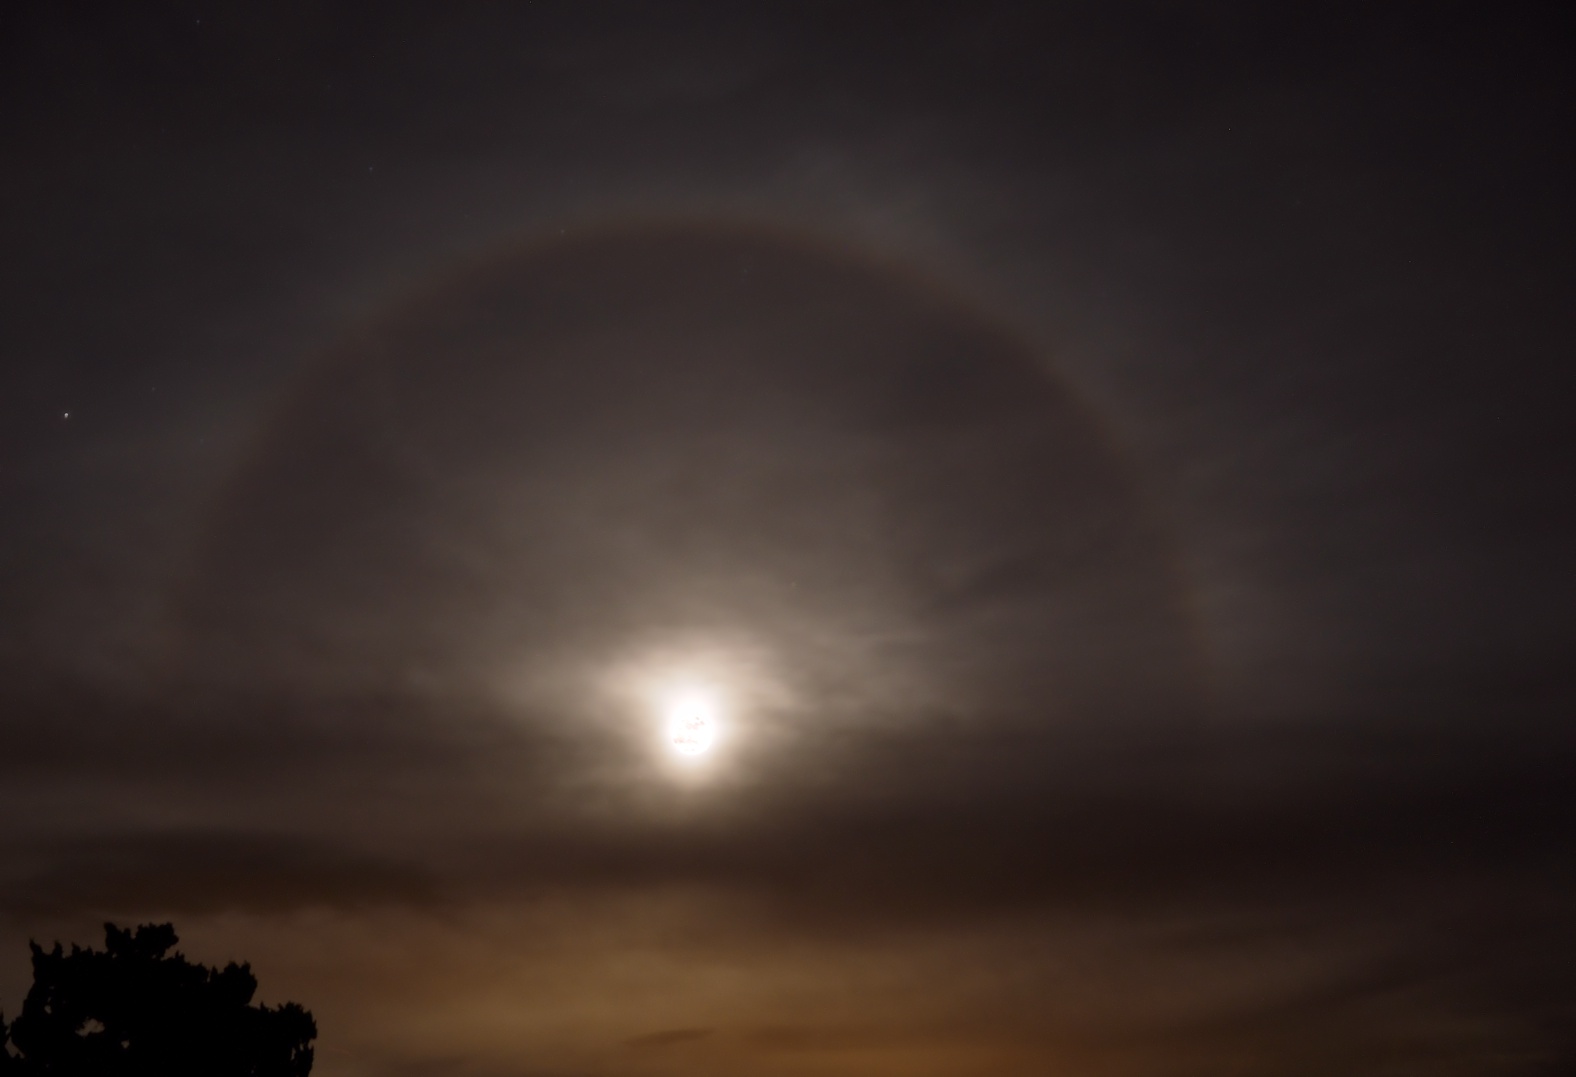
[{"xmin": 3, "ymin": 4, "xmax": 1574, "ymax": 1074}]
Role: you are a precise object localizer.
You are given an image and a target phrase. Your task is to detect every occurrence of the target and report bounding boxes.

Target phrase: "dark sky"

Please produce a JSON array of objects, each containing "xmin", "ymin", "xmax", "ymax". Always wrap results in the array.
[{"xmin": 2, "ymin": 3, "xmax": 1574, "ymax": 1074}]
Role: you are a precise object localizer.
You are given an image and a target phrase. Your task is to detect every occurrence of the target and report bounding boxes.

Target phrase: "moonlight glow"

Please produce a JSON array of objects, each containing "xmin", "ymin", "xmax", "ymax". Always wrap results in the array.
[{"xmin": 666, "ymin": 695, "xmax": 717, "ymax": 756}]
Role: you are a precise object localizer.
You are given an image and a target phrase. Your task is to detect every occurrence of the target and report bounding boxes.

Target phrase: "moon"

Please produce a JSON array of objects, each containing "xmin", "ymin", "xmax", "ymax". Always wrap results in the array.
[{"xmin": 667, "ymin": 695, "xmax": 716, "ymax": 757}]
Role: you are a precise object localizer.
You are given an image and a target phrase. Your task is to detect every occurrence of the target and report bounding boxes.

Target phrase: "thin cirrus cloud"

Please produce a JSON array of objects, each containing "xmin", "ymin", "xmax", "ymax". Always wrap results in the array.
[{"xmin": 1, "ymin": 5, "xmax": 1572, "ymax": 1075}]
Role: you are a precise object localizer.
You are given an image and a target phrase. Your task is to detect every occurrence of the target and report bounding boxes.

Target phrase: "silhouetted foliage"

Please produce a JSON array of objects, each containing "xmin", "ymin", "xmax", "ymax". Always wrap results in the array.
[{"xmin": 0, "ymin": 923, "xmax": 314, "ymax": 1077}]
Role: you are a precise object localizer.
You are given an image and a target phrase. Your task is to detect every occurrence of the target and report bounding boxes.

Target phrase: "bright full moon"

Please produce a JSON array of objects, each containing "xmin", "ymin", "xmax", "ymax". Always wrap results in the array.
[{"xmin": 666, "ymin": 695, "xmax": 716, "ymax": 756}]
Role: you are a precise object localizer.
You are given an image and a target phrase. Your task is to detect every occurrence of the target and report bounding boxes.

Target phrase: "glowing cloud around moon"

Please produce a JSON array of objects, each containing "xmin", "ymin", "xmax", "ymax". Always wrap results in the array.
[{"xmin": 666, "ymin": 694, "xmax": 717, "ymax": 757}]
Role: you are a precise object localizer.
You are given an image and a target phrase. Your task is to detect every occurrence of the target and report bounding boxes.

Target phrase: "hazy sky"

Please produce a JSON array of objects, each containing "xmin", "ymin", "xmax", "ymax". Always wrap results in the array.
[{"xmin": 2, "ymin": 4, "xmax": 1573, "ymax": 1075}]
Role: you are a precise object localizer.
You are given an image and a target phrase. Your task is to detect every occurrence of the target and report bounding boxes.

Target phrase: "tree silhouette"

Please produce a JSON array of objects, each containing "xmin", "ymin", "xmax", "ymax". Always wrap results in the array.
[{"xmin": 0, "ymin": 923, "xmax": 314, "ymax": 1077}]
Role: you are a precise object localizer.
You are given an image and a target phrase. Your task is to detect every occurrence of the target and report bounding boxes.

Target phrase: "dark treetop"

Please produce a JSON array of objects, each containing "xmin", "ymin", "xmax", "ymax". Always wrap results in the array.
[{"xmin": 1, "ymin": 924, "xmax": 314, "ymax": 1077}]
